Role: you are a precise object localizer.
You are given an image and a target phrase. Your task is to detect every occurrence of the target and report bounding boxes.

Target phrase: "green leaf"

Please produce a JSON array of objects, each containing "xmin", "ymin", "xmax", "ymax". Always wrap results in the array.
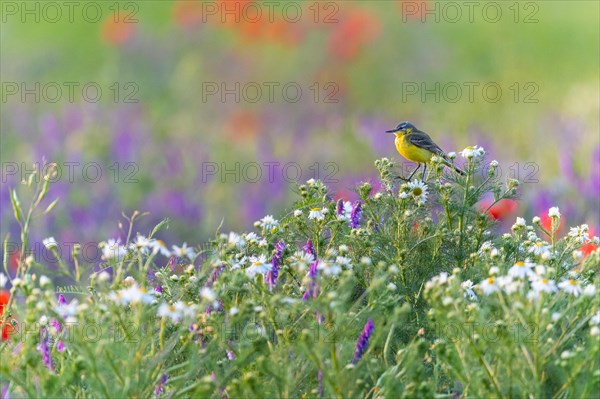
[
  {"xmin": 43, "ymin": 198, "xmax": 59, "ymax": 214},
  {"xmin": 149, "ymin": 218, "xmax": 170, "ymax": 238},
  {"xmin": 10, "ymin": 189, "xmax": 23, "ymax": 224}
]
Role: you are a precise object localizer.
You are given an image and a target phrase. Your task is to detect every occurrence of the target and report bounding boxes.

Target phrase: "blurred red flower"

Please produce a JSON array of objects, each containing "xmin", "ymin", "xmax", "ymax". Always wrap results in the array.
[
  {"xmin": 101, "ymin": 15, "xmax": 135, "ymax": 46},
  {"xmin": 8, "ymin": 249, "xmax": 21, "ymax": 272},
  {"xmin": 478, "ymin": 199, "xmax": 518, "ymax": 221},
  {"xmin": 327, "ymin": 8, "xmax": 380, "ymax": 61},
  {"xmin": 225, "ymin": 110, "xmax": 261, "ymax": 140},
  {"xmin": 540, "ymin": 213, "xmax": 564, "ymax": 236},
  {"xmin": 0, "ymin": 290, "xmax": 14, "ymax": 341},
  {"xmin": 580, "ymin": 227, "xmax": 598, "ymax": 256},
  {"xmin": 217, "ymin": 0, "xmax": 253, "ymax": 28},
  {"xmin": 173, "ymin": 0, "xmax": 203, "ymax": 28}
]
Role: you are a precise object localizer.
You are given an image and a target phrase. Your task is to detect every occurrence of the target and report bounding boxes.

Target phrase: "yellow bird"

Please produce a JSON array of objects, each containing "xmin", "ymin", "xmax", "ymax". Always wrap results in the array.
[{"xmin": 385, "ymin": 121, "xmax": 465, "ymax": 181}]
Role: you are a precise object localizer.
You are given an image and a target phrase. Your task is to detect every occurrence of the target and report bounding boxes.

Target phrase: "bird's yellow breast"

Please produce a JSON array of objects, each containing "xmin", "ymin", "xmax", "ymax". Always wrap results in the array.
[{"xmin": 395, "ymin": 134, "xmax": 433, "ymax": 163}]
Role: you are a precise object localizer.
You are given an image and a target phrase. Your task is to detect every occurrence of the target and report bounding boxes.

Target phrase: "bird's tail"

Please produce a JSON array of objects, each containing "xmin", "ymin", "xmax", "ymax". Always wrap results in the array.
[{"xmin": 442, "ymin": 159, "xmax": 466, "ymax": 176}]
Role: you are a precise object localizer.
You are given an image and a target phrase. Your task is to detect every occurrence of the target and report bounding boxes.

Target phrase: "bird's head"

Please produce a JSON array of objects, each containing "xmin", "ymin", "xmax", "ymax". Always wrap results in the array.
[{"xmin": 386, "ymin": 121, "xmax": 416, "ymax": 135}]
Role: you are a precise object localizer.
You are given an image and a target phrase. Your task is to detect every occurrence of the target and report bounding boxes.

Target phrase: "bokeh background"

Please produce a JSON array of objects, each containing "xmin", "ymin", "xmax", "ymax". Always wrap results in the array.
[{"xmin": 1, "ymin": 0, "xmax": 599, "ymax": 266}]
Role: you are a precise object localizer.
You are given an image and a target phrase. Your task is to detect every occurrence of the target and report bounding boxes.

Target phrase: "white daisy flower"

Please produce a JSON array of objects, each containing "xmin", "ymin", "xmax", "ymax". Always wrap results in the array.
[
  {"xmin": 109, "ymin": 284, "xmax": 155, "ymax": 306},
  {"xmin": 407, "ymin": 180, "xmax": 428, "ymax": 204},
  {"xmin": 558, "ymin": 279, "xmax": 583, "ymax": 297},
  {"xmin": 227, "ymin": 232, "xmax": 246, "ymax": 249},
  {"xmin": 244, "ymin": 232, "xmax": 259, "ymax": 243},
  {"xmin": 293, "ymin": 209, "xmax": 303, "ymax": 217},
  {"xmin": 200, "ymin": 287, "xmax": 217, "ymax": 303},
  {"xmin": 548, "ymin": 207, "xmax": 561, "ymax": 219},
  {"xmin": 290, "ymin": 251, "xmax": 315, "ymax": 272},
  {"xmin": 447, "ymin": 151, "xmax": 457, "ymax": 159},
  {"xmin": 398, "ymin": 192, "xmax": 408, "ymax": 200},
  {"xmin": 150, "ymin": 239, "xmax": 171, "ymax": 257},
  {"xmin": 461, "ymin": 280, "xmax": 477, "ymax": 300},
  {"xmin": 55, "ymin": 299, "xmax": 79, "ymax": 318},
  {"xmin": 245, "ymin": 255, "xmax": 272, "ymax": 278},
  {"xmin": 508, "ymin": 261, "xmax": 534, "ymax": 279},
  {"xmin": 408, "ymin": 180, "xmax": 428, "ymax": 204},
  {"xmin": 568, "ymin": 225, "xmax": 590, "ymax": 244},
  {"xmin": 460, "ymin": 145, "xmax": 485, "ymax": 159},
  {"xmin": 101, "ymin": 239, "xmax": 127, "ymax": 261},
  {"xmin": 308, "ymin": 207, "xmax": 327, "ymax": 221},
  {"xmin": 0, "ymin": 272, "xmax": 7, "ymax": 288},
  {"xmin": 338, "ymin": 244, "xmax": 349, "ymax": 253},
  {"xmin": 335, "ymin": 256, "xmax": 353, "ymax": 269},
  {"xmin": 39, "ymin": 275, "xmax": 51, "ymax": 287},
  {"xmin": 258, "ymin": 215, "xmax": 279, "ymax": 231},
  {"xmin": 529, "ymin": 241, "xmax": 551, "ymax": 256},
  {"xmin": 157, "ymin": 301, "xmax": 195, "ymax": 323},
  {"xmin": 231, "ymin": 256, "xmax": 247, "ymax": 270},
  {"xmin": 513, "ymin": 217, "xmax": 527, "ymax": 229},
  {"xmin": 479, "ymin": 277, "xmax": 499, "ymax": 295},
  {"xmin": 317, "ymin": 260, "xmax": 342, "ymax": 276},
  {"xmin": 531, "ymin": 277, "xmax": 557, "ymax": 294},
  {"xmin": 497, "ymin": 275, "xmax": 521, "ymax": 295},
  {"xmin": 97, "ymin": 271, "xmax": 111, "ymax": 282},
  {"xmin": 130, "ymin": 235, "xmax": 152, "ymax": 254},
  {"xmin": 172, "ymin": 243, "xmax": 196, "ymax": 260},
  {"xmin": 583, "ymin": 284, "xmax": 596, "ymax": 297},
  {"xmin": 43, "ymin": 237, "xmax": 58, "ymax": 250}
]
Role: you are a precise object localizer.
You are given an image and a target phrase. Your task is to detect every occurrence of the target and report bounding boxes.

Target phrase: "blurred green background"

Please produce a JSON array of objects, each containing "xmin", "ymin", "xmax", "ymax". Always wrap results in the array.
[{"xmin": 1, "ymin": 0, "xmax": 598, "ymax": 253}]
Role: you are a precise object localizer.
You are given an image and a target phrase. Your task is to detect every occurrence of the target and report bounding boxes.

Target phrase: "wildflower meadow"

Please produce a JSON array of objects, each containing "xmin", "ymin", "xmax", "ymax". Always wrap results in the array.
[
  {"xmin": 1, "ymin": 1, "xmax": 599, "ymax": 398},
  {"xmin": 1, "ymin": 150, "xmax": 599, "ymax": 397}
]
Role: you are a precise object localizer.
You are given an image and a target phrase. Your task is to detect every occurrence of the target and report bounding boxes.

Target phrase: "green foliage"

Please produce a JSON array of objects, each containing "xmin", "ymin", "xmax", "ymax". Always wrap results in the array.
[{"xmin": 1, "ymin": 156, "xmax": 598, "ymax": 398}]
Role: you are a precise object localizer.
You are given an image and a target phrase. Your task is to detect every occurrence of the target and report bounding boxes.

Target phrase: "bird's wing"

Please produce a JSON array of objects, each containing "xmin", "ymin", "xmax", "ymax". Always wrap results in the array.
[{"xmin": 407, "ymin": 132, "xmax": 446, "ymax": 156}]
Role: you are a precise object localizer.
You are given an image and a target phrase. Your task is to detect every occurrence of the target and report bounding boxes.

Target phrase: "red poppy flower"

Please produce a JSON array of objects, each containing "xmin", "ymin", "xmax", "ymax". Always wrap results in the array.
[
  {"xmin": 478, "ymin": 199, "xmax": 518, "ymax": 221},
  {"xmin": 101, "ymin": 15, "xmax": 135, "ymax": 46},
  {"xmin": 540, "ymin": 213, "xmax": 564, "ymax": 236},
  {"xmin": 0, "ymin": 290, "xmax": 14, "ymax": 341},
  {"xmin": 225, "ymin": 110, "xmax": 261, "ymax": 140},
  {"xmin": 327, "ymin": 8, "xmax": 380, "ymax": 61},
  {"xmin": 580, "ymin": 227, "xmax": 598, "ymax": 256},
  {"xmin": 173, "ymin": 0, "xmax": 203, "ymax": 28}
]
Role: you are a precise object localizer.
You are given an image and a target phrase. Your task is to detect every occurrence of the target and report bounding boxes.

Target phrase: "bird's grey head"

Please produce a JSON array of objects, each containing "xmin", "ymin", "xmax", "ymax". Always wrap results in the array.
[{"xmin": 386, "ymin": 121, "xmax": 417, "ymax": 134}]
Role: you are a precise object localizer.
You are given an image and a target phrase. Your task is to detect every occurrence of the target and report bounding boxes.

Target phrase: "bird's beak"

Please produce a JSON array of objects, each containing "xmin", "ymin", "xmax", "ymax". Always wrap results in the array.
[{"xmin": 385, "ymin": 128, "xmax": 399, "ymax": 133}]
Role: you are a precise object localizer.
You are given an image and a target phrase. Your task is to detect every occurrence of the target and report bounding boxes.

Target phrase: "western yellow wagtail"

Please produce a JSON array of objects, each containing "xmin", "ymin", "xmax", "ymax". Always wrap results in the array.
[{"xmin": 385, "ymin": 121, "xmax": 465, "ymax": 181}]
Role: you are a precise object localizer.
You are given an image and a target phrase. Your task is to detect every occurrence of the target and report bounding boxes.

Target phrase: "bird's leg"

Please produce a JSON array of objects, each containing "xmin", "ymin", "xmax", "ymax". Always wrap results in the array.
[
  {"xmin": 406, "ymin": 164, "xmax": 421, "ymax": 181},
  {"xmin": 422, "ymin": 163, "xmax": 427, "ymax": 181}
]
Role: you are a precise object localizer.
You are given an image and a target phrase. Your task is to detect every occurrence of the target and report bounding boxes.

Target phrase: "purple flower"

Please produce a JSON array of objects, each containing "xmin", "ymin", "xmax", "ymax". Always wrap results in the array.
[
  {"xmin": 50, "ymin": 319, "xmax": 61, "ymax": 333},
  {"xmin": 154, "ymin": 373, "xmax": 168, "ymax": 396},
  {"xmin": 206, "ymin": 265, "xmax": 224, "ymax": 288},
  {"xmin": 154, "ymin": 285, "xmax": 163, "ymax": 294},
  {"xmin": 266, "ymin": 240, "xmax": 286, "ymax": 290},
  {"xmin": 303, "ymin": 239, "xmax": 316, "ymax": 259},
  {"xmin": 302, "ymin": 260, "xmax": 320, "ymax": 301},
  {"xmin": 336, "ymin": 199, "xmax": 345, "ymax": 216},
  {"xmin": 350, "ymin": 201, "xmax": 363, "ymax": 229},
  {"xmin": 1, "ymin": 384, "xmax": 10, "ymax": 399},
  {"xmin": 56, "ymin": 341, "xmax": 65, "ymax": 352},
  {"xmin": 37, "ymin": 328, "xmax": 54, "ymax": 371},
  {"xmin": 57, "ymin": 294, "xmax": 67, "ymax": 306},
  {"xmin": 352, "ymin": 319, "xmax": 374, "ymax": 364}
]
